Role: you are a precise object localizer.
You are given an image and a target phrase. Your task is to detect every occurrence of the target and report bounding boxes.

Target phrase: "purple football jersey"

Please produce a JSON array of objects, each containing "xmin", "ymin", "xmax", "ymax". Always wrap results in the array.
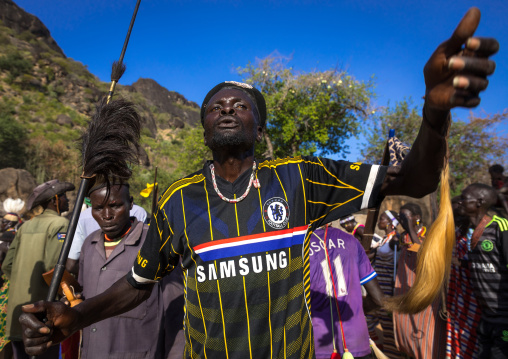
[{"xmin": 309, "ymin": 227, "xmax": 376, "ymax": 358}]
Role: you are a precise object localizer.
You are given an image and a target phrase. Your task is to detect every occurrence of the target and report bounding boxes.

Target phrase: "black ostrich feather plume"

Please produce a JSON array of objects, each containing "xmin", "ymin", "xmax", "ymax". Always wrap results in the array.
[
  {"xmin": 81, "ymin": 97, "xmax": 141, "ymax": 193},
  {"xmin": 111, "ymin": 60, "xmax": 127, "ymax": 83}
]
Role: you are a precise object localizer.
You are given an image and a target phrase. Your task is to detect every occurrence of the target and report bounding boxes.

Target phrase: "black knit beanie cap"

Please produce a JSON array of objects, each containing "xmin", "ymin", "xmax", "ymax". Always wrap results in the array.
[{"xmin": 200, "ymin": 81, "xmax": 267, "ymax": 128}]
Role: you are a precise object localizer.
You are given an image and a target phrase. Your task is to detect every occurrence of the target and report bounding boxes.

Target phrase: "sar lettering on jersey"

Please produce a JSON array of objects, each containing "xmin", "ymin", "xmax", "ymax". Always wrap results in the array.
[{"xmin": 309, "ymin": 237, "xmax": 346, "ymax": 256}]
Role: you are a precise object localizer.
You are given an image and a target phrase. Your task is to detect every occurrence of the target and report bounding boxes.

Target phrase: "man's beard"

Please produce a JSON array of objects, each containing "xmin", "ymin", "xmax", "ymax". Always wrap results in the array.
[{"xmin": 207, "ymin": 129, "xmax": 254, "ymax": 151}]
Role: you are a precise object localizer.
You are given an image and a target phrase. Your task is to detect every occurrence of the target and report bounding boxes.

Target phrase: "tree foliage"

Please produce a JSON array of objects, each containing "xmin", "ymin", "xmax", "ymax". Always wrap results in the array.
[
  {"xmin": 130, "ymin": 126, "xmax": 212, "ymax": 212},
  {"xmin": 361, "ymin": 99, "xmax": 508, "ymax": 196},
  {"xmin": 237, "ymin": 54, "xmax": 375, "ymax": 158},
  {"xmin": 0, "ymin": 51, "xmax": 33, "ymax": 82},
  {"xmin": 0, "ymin": 100, "xmax": 26, "ymax": 168},
  {"xmin": 24, "ymin": 136, "xmax": 80, "ymax": 184},
  {"xmin": 361, "ymin": 100, "xmax": 421, "ymax": 164},
  {"xmin": 175, "ymin": 126, "xmax": 211, "ymax": 176}
]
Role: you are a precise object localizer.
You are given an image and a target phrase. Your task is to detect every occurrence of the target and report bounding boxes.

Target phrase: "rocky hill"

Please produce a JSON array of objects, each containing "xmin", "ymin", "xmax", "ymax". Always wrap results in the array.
[
  {"xmin": 0, "ymin": 0, "xmax": 63, "ymax": 56},
  {"xmin": 0, "ymin": 0, "xmax": 202, "ymax": 211}
]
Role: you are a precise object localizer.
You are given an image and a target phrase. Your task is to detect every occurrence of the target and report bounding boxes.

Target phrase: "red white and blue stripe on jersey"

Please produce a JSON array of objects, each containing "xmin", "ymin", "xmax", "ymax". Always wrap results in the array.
[{"xmin": 193, "ymin": 225, "xmax": 309, "ymax": 262}]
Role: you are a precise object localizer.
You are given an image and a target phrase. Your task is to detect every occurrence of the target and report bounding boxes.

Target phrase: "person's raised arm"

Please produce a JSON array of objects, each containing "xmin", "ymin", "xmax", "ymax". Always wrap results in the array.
[
  {"xmin": 381, "ymin": 7, "xmax": 499, "ymax": 198},
  {"xmin": 19, "ymin": 275, "xmax": 153, "ymax": 356},
  {"xmin": 398, "ymin": 211, "xmax": 421, "ymax": 245}
]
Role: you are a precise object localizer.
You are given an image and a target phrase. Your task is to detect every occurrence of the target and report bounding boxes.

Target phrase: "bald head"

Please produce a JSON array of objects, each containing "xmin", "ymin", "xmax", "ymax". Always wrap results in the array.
[{"xmin": 466, "ymin": 183, "xmax": 498, "ymax": 209}]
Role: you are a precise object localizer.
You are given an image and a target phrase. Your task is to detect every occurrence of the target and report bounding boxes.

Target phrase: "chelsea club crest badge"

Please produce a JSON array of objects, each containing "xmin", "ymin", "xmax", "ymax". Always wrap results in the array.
[{"xmin": 263, "ymin": 197, "xmax": 290, "ymax": 229}]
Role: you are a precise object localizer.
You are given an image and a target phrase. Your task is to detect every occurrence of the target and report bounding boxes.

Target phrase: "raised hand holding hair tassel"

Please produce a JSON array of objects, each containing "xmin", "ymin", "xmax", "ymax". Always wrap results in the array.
[{"xmin": 385, "ymin": 7, "xmax": 499, "ymax": 314}]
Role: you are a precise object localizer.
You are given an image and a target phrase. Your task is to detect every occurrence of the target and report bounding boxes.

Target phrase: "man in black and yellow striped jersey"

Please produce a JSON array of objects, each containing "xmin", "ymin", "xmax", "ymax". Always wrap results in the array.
[
  {"xmin": 456, "ymin": 183, "xmax": 508, "ymax": 359},
  {"xmin": 19, "ymin": 10, "xmax": 499, "ymax": 358}
]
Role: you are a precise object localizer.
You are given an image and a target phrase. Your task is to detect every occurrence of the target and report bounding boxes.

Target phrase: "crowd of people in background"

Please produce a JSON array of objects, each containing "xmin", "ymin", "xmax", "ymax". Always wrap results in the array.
[
  {"xmin": 0, "ymin": 162, "xmax": 506, "ymax": 359},
  {"xmin": 312, "ymin": 164, "xmax": 508, "ymax": 359}
]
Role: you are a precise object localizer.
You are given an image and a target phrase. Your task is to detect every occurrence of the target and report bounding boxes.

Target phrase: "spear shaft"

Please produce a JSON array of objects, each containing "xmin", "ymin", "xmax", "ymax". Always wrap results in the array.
[
  {"xmin": 107, "ymin": 0, "xmax": 142, "ymax": 103},
  {"xmin": 45, "ymin": 178, "xmax": 90, "ymax": 302}
]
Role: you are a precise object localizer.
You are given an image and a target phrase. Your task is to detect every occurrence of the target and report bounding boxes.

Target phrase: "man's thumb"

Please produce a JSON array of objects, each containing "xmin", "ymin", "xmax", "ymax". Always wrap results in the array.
[
  {"xmin": 444, "ymin": 7, "xmax": 481, "ymax": 56},
  {"xmin": 22, "ymin": 301, "xmax": 47, "ymax": 314}
]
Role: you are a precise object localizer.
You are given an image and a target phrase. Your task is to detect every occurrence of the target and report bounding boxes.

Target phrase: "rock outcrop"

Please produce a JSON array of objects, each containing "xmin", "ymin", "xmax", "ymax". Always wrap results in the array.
[
  {"xmin": 130, "ymin": 78, "xmax": 200, "ymax": 128},
  {"xmin": 0, "ymin": 168, "xmax": 37, "ymax": 216},
  {"xmin": 0, "ymin": 0, "xmax": 64, "ymax": 56}
]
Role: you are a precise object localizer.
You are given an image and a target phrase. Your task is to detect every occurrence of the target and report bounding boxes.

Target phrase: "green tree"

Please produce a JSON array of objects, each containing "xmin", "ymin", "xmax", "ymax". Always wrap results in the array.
[
  {"xmin": 175, "ymin": 126, "xmax": 211, "ymax": 176},
  {"xmin": 24, "ymin": 136, "xmax": 80, "ymax": 184},
  {"xmin": 0, "ymin": 100, "xmax": 26, "ymax": 168},
  {"xmin": 237, "ymin": 54, "xmax": 375, "ymax": 158},
  {"xmin": 0, "ymin": 51, "xmax": 33, "ymax": 82},
  {"xmin": 361, "ymin": 99, "xmax": 421, "ymax": 164},
  {"xmin": 131, "ymin": 126, "xmax": 212, "ymax": 212},
  {"xmin": 361, "ymin": 99, "xmax": 508, "ymax": 196}
]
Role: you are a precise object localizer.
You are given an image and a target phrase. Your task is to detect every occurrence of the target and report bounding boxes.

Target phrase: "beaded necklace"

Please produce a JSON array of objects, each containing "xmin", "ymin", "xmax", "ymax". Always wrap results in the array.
[
  {"xmin": 104, "ymin": 224, "xmax": 132, "ymax": 242},
  {"xmin": 209, "ymin": 161, "xmax": 260, "ymax": 203},
  {"xmin": 380, "ymin": 230, "xmax": 397, "ymax": 247},
  {"xmin": 402, "ymin": 226, "xmax": 426, "ymax": 245},
  {"xmin": 466, "ymin": 227, "xmax": 474, "ymax": 252}
]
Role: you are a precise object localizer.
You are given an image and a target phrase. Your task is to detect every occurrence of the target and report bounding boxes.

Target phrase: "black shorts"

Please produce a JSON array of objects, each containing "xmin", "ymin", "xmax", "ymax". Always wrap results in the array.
[{"xmin": 476, "ymin": 318, "xmax": 508, "ymax": 359}]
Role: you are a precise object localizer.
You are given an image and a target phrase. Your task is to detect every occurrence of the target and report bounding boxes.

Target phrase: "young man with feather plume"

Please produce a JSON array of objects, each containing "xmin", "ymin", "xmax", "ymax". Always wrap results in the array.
[
  {"xmin": 70, "ymin": 113, "xmax": 184, "ymax": 358},
  {"xmin": 19, "ymin": 8, "xmax": 499, "ymax": 359}
]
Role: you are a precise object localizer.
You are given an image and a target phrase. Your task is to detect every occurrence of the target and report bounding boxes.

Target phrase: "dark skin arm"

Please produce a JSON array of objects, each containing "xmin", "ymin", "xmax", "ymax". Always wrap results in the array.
[
  {"xmin": 353, "ymin": 226, "xmax": 377, "ymax": 261},
  {"xmin": 354, "ymin": 225, "xmax": 366, "ymax": 248},
  {"xmin": 355, "ymin": 226, "xmax": 378, "ymax": 262},
  {"xmin": 366, "ymin": 249, "xmax": 376, "ymax": 262},
  {"xmin": 65, "ymin": 258, "xmax": 79, "ymax": 277},
  {"xmin": 19, "ymin": 276, "xmax": 153, "ymax": 356},
  {"xmin": 381, "ymin": 8, "xmax": 498, "ymax": 198},
  {"xmin": 408, "ymin": 225, "xmax": 421, "ymax": 245},
  {"xmin": 399, "ymin": 212, "xmax": 421, "ymax": 245},
  {"xmin": 362, "ymin": 277, "xmax": 384, "ymax": 314}
]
